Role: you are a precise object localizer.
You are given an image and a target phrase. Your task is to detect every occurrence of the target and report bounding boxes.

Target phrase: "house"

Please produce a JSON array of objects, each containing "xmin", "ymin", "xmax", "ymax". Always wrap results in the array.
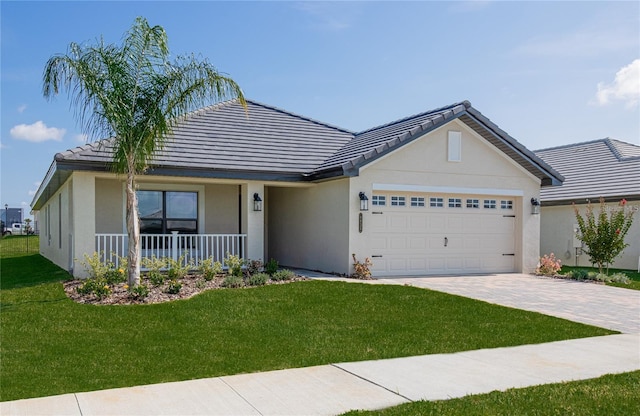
[
  {"xmin": 31, "ymin": 100, "xmax": 563, "ymax": 278},
  {"xmin": 535, "ymin": 139, "xmax": 640, "ymax": 271}
]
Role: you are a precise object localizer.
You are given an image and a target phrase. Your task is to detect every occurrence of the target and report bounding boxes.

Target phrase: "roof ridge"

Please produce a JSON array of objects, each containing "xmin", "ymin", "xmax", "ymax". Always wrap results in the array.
[
  {"xmin": 605, "ymin": 138, "xmax": 640, "ymax": 161},
  {"xmin": 245, "ymin": 99, "xmax": 355, "ymax": 135},
  {"xmin": 55, "ymin": 139, "xmax": 113, "ymax": 159},
  {"xmin": 355, "ymin": 100, "xmax": 471, "ymax": 135},
  {"xmin": 533, "ymin": 137, "xmax": 611, "ymax": 153}
]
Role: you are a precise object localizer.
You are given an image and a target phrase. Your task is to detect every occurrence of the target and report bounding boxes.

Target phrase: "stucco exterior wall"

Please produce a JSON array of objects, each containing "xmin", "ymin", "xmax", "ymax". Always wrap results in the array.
[
  {"xmin": 38, "ymin": 177, "xmax": 73, "ymax": 273},
  {"xmin": 349, "ymin": 120, "xmax": 542, "ymax": 275},
  {"xmin": 268, "ymin": 180, "xmax": 350, "ymax": 274},
  {"xmin": 541, "ymin": 202, "xmax": 640, "ymax": 271},
  {"xmin": 204, "ymin": 184, "xmax": 239, "ymax": 234},
  {"xmin": 95, "ymin": 178, "xmax": 124, "ymax": 233}
]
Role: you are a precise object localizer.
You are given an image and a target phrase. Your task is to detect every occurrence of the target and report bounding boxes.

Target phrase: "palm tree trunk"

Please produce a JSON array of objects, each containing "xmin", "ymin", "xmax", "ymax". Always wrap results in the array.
[{"xmin": 125, "ymin": 170, "xmax": 141, "ymax": 286}]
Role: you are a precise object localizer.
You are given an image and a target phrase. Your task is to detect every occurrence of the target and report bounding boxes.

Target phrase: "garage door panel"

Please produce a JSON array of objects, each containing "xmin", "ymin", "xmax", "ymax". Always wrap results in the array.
[{"xmin": 369, "ymin": 194, "xmax": 517, "ymax": 276}]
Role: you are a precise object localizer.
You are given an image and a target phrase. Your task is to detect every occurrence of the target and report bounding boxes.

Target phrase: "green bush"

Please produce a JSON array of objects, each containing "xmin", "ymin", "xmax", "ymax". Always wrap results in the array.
[
  {"xmin": 272, "ymin": 269, "xmax": 295, "ymax": 281},
  {"xmin": 265, "ymin": 258, "xmax": 279, "ymax": 275},
  {"xmin": 76, "ymin": 278, "xmax": 112, "ymax": 299},
  {"xmin": 128, "ymin": 284, "xmax": 150, "ymax": 300},
  {"xmin": 567, "ymin": 269, "xmax": 589, "ymax": 280},
  {"xmin": 224, "ymin": 253, "xmax": 244, "ymax": 277},
  {"xmin": 104, "ymin": 267, "xmax": 127, "ymax": 285},
  {"xmin": 166, "ymin": 253, "xmax": 192, "ymax": 280},
  {"xmin": 142, "ymin": 256, "xmax": 167, "ymax": 286},
  {"xmin": 199, "ymin": 257, "xmax": 223, "ymax": 281},
  {"xmin": 609, "ymin": 273, "xmax": 631, "ymax": 284},
  {"xmin": 166, "ymin": 279, "xmax": 182, "ymax": 294},
  {"xmin": 248, "ymin": 272, "xmax": 269, "ymax": 286},
  {"xmin": 147, "ymin": 270, "xmax": 166, "ymax": 286},
  {"xmin": 222, "ymin": 274, "xmax": 243, "ymax": 288}
]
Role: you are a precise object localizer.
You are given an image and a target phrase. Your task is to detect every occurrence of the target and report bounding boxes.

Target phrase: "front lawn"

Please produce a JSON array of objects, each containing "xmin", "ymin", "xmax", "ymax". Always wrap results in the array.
[
  {"xmin": 560, "ymin": 266, "xmax": 640, "ymax": 291},
  {"xmin": 1, "ymin": 251, "xmax": 614, "ymax": 402},
  {"xmin": 344, "ymin": 370, "xmax": 640, "ymax": 415}
]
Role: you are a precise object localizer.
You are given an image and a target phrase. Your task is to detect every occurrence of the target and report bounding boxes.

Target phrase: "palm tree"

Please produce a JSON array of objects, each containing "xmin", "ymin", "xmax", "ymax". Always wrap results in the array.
[{"xmin": 43, "ymin": 16, "xmax": 246, "ymax": 286}]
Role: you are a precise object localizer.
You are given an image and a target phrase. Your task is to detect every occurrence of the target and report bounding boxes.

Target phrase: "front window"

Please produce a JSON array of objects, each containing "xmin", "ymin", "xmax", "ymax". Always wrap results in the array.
[{"xmin": 138, "ymin": 191, "xmax": 198, "ymax": 234}]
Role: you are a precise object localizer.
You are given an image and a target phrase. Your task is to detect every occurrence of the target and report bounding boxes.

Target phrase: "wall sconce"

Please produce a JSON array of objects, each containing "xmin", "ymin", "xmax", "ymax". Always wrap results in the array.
[
  {"xmin": 253, "ymin": 193, "xmax": 262, "ymax": 212},
  {"xmin": 359, "ymin": 192, "xmax": 369, "ymax": 211},
  {"xmin": 530, "ymin": 197, "xmax": 540, "ymax": 215}
]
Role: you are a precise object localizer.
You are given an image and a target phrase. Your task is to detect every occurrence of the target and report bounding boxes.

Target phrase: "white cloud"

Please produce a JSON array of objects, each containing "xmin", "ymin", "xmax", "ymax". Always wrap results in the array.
[
  {"xmin": 17, "ymin": 104, "xmax": 27, "ymax": 113},
  {"xmin": 75, "ymin": 133, "xmax": 88, "ymax": 143},
  {"xmin": 10, "ymin": 121, "xmax": 66, "ymax": 142},
  {"xmin": 594, "ymin": 59, "xmax": 640, "ymax": 108}
]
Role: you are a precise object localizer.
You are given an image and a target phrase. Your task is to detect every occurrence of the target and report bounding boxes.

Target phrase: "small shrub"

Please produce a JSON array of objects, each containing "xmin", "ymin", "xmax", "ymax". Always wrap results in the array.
[
  {"xmin": 199, "ymin": 258, "xmax": 223, "ymax": 281},
  {"xmin": 272, "ymin": 269, "xmax": 295, "ymax": 281},
  {"xmin": 224, "ymin": 253, "xmax": 244, "ymax": 277},
  {"xmin": 104, "ymin": 267, "xmax": 126, "ymax": 285},
  {"xmin": 351, "ymin": 254, "xmax": 373, "ymax": 279},
  {"xmin": 222, "ymin": 274, "xmax": 243, "ymax": 288},
  {"xmin": 246, "ymin": 259, "xmax": 263, "ymax": 275},
  {"xmin": 566, "ymin": 269, "xmax": 589, "ymax": 280},
  {"xmin": 142, "ymin": 256, "xmax": 167, "ymax": 286},
  {"xmin": 166, "ymin": 279, "xmax": 182, "ymax": 294},
  {"xmin": 76, "ymin": 278, "xmax": 112, "ymax": 299},
  {"xmin": 248, "ymin": 272, "xmax": 269, "ymax": 286},
  {"xmin": 166, "ymin": 253, "xmax": 192, "ymax": 280},
  {"xmin": 195, "ymin": 279, "xmax": 206, "ymax": 289},
  {"xmin": 609, "ymin": 272, "xmax": 631, "ymax": 284},
  {"xmin": 265, "ymin": 258, "xmax": 279, "ymax": 276},
  {"xmin": 81, "ymin": 252, "xmax": 110, "ymax": 279},
  {"xmin": 535, "ymin": 253, "xmax": 562, "ymax": 276},
  {"xmin": 128, "ymin": 284, "xmax": 150, "ymax": 300}
]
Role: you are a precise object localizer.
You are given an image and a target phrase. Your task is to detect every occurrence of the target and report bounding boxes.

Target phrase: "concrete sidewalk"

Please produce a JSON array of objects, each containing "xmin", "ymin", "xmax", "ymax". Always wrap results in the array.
[{"xmin": 2, "ymin": 333, "xmax": 638, "ymax": 415}]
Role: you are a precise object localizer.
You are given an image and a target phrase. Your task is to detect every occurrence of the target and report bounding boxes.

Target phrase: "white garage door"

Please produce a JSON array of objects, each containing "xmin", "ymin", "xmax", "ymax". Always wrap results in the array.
[{"xmin": 369, "ymin": 194, "xmax": 516, "ymax": 276}]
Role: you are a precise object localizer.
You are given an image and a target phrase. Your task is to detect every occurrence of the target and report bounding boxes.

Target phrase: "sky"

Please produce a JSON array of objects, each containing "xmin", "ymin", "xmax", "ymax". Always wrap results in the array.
[{"xmin": 1, "ymin": 1, "xmax": 639, "ymax": 219}]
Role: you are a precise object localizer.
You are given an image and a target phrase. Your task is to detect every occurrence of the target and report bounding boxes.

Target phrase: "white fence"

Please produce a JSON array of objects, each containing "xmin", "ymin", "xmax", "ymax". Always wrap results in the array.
[{"xmin": 95, "ymin": 232, "xmax": 247, "ymax": 268}]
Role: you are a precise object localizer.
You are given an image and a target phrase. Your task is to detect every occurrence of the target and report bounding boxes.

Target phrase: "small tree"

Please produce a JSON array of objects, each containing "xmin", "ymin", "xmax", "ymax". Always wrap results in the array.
[{"xmin": 573, "ymin": 197, "xmax": 636, "ymax": 274}]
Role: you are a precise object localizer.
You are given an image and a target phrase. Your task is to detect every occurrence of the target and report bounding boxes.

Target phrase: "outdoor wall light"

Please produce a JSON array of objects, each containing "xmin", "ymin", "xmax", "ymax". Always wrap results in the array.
[
  {"xmin": 530, "ymin": 197, "xmax": 540, "ymax": 215},
  {"xmin": 253, "ymin": 193, "xmax": 262, "ymax": 212},
  {"xmin": 359, "ymin": 192, "xmax": 369, "ymax": 211}
]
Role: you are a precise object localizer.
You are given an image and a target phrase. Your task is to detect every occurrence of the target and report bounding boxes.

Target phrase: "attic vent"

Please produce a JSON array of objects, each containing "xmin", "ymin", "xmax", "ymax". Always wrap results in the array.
[{"xmin": 448, "ymin": 131, "xmax": 462, "ymax": 162}]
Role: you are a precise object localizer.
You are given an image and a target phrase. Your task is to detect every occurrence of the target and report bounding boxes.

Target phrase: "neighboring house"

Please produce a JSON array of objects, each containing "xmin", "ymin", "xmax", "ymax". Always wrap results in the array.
[
  {"xmin": 31, "ymin": 100, "xmax": 562, "ymax": 278},
  {"xmin": 535, "ymin": 139, "xmax": 640, "ymax": 271}
]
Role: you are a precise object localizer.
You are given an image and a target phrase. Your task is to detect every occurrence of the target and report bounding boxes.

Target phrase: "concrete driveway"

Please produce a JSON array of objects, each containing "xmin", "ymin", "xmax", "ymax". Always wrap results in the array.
[{"xmin": 375, "ymin": 273, "xmax": 640, "ymax": 334}]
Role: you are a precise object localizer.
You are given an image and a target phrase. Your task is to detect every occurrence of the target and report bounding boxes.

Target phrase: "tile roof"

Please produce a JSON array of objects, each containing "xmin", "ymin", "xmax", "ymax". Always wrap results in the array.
[
  {"xmin": 534, "ymin": 138, "xmax": 640, "ymax": 204},
  {"xmin": 33, "ymin": 99, "xmax": 563, "ymax": 209}
]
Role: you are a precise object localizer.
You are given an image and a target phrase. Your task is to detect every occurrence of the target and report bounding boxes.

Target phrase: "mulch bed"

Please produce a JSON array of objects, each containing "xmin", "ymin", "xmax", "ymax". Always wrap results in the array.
[{"xmin": 63, "ymin": 273, "xmax": 309, "ymax": 305}]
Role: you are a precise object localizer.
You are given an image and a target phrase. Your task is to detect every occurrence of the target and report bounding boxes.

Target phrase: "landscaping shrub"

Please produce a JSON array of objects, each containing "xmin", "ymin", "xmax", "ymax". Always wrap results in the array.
[
  {"xmin": 246, "ymin": 259, "xmax": 263, "ymax": 275},
  {"xmin": 128, "ymin": 284, "xmax": 150, "ymax": 300},
  {"xmin": 272, "ymin": 269, "xmax": 295, "ymax": 281},
  {"xmin": 265, "ymin": 258, "xmax": 279, "ymax": 276},
  {"xmin": 224, "ymin": 253, "xmax": 244, "ymax": 277},
  {"xmin": 536, "ymin": 253, "xmax": 562, "ymax": 276},
  {"xmin": 566, "ymin": 269, "xmax": 589, "ymax": 280},
  {"xmin": 199, "ymin": 257, "xmax": 222, "ymax": 281},
  {"xmin": 76, "ymin": 278, "xmax": 112, "ymax": 299},
  {"xmin": 165, "ymin": 279, "xmax": 182, "ymax": 294},
  {"xmin": 142, "ymin": 256, "xmax": 167, "ymax": 286},
  {"xmin": 248, "ymin": 272, "xmax": 269, "ymax": 286},
  {"xmin": 166, "ymin": 254, "xmax": 191, "ymax": 280},
  {"xmin": 222, "ymin": 274, "xmax": 243, "ymax": 288},
  {"xmin": 351, "ymin": 253, "xmax": 373, "ymax": 279},
  {"xmin": 609, "ymin": 273, "xmax": 631, "ymax": 284}
]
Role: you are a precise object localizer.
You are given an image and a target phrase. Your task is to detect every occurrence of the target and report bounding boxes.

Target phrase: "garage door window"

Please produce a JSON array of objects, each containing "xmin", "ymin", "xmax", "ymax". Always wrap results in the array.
[
  {"xmin": 411, "ymin": 197, "xmax": 425, "ymax": 207},
  {"xmin": 484, "ymin": 199, "xmax": 497, "ymax": 209},
  {"xmin": 430, "ymin": 197, "xmax": 444, "ymax": 207},
  {"xmin": 466, "ymin": 199, "xmax": 479, "ymax": 208},
  {"xmin": 372, "ymin": 195, "xmax": 386, "ymax": 206},
  {"xmin": 448, "ymin": 198, "xmax": 462, "ymax": 208},
  {"xmin": 391, "ymin": 196, "xmax": 406, "ymax": 206},
  {"xmin": 501, "ymin": 200, "xmax": 513, "ymax": 210}
]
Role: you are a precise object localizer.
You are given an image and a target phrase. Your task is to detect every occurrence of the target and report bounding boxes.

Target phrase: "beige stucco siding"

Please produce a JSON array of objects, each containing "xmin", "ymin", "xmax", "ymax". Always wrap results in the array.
[
  {"xmin": 349, "ymin": 120, "xmax": 542, "ymax": 275},
  {"xmin": 204, "ymin": 184, "xmax": 239, "ymax": 234},
  {"xmin": 541, "ymin": 202, "xmax": 640, "ymax": 271},
  {"xmin": 95, "ymin": 178, "xmax": 124, "ymax": 233},
  {"xmin": 268, "ymin": 179, "xmax": 350, "ymax": 274},
  {"xmin": 38, "ymin": 178, "xmax": 73, "ymax": 273}
]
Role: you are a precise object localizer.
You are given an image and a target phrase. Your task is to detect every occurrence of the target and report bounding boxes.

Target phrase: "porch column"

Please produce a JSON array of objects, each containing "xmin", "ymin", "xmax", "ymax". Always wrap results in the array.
[
  {"xmin": 241, "ymin": 182, "xmax": 265, "ymax": 261},
  {"xmin": 71, "ymin": 172, "xmax": 96, "ymax": 278}
]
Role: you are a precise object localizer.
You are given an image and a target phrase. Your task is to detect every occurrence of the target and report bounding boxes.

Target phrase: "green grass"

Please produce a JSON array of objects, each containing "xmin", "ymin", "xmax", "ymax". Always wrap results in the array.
[
  {"xmin": 560, "ymin": 265, "xmax": 640, "ymax": 291},
  {"xmin": 1, "ymin": 246, "xmax": 614, "ymax": 402},
  {"xmin": 344, "ymin": 371, "xmax": 640, "ymax": 415}
]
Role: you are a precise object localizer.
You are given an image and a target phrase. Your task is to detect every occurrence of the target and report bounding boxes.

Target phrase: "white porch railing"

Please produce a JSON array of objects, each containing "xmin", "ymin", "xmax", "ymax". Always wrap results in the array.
[{"xmin": 95, "ymin": 232, "xmax": 247, "ymax": 268}]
